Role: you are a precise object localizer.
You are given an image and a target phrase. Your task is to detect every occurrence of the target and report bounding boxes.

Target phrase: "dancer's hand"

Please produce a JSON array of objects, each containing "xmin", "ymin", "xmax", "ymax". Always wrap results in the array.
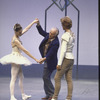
[
  {"xmin": 36, "ymin": 59, "xmax": 40, "ymax": 63},
  {"xmin": 39, "ymin": 57, "xmax": 46, "ymax": 64},
  {"xmin": 33, "ymin": 19, "xmax": 39, "ymax": 24},
  {"xmin": 34, "ymin": 18, "xmax": 40, "ymax": 25},
  {"xmin": 56, "ymin": 65, "xmax": 61, "ymax": 71},
  {"xmin": 39, "ymin": 60, "xmax": 44, "ymax": 64}
]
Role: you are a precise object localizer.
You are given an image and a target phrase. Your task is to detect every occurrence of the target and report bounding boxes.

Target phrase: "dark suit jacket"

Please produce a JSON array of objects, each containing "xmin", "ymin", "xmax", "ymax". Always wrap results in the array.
[{"xmin": 36, "ymin": 25, "xmax": 59, "ymax": 72}]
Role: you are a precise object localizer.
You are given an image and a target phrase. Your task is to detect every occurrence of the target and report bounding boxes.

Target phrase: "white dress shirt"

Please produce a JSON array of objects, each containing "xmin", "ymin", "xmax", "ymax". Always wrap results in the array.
[{"xmin": 58, "ymin": 32, "xmax": 75, "ymax": 65}]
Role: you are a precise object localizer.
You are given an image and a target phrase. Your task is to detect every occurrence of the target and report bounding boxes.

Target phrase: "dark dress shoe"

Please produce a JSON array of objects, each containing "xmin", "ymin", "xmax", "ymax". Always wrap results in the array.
[
  {"xmin": 42, "ymin": 96, "xmax": 49, "ymax": 100},
  {"xmin": 48, "ymin": 97, "xmax": 52, "ymax": 100}
]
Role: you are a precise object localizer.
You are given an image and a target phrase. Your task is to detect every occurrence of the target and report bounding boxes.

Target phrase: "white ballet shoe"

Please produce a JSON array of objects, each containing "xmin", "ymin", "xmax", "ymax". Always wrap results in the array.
[
  {"xmin": 51, "ymin": 99, "xmax": 57, "ymax": 100},
  {"xmin": 65, "ymin": 99, "xmax": 71, "ymax": 100},
  {"xmin": 10, "ymin": 96, "xmax": 17, "ymax": 100},
  {"xmin": 22, "ymin": 94, "xmax": 31, "ymax": 100}
]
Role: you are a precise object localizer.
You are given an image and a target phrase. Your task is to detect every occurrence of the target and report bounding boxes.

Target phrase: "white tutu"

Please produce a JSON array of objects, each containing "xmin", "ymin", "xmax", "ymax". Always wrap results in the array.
[{"xmin": 0, "ymin": 47, "xmax": 32, "ymax": 66}]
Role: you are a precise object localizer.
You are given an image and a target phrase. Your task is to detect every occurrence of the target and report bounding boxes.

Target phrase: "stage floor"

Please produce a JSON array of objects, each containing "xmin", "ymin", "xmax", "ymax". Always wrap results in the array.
[{"xmin": 0, "ymin": 77, "xmax": 98, "ymax": 100}]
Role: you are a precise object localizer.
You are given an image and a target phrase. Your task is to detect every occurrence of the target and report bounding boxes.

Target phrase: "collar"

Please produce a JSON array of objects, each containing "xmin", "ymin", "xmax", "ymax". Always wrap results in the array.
[
  {"xmin": 65, "ymin": 32, "xmax": 70, "ymax": 35},
  {"xmin": 48, "ymin": 37, "xmax": 55, "ymax": 42}
]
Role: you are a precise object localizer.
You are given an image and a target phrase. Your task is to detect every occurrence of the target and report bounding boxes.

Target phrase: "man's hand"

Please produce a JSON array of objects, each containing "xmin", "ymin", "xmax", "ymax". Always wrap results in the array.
[
  {"xmin": 33, "ymin": 18, "xmax": 40, "ymax": 26},
  {"xmin": 39, "ymin": 57, "xmax": 46, "ymax": 64},
  {"xmin": 56, "ymin": 65, "xmax": 61, "ymax": 71}
]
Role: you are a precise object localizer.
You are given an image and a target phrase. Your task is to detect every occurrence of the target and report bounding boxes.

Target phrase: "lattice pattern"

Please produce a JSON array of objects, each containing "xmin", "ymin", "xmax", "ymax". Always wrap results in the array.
[{"xmin": 52, "ymin": 0, "xmax": 74, "ymax": 11}]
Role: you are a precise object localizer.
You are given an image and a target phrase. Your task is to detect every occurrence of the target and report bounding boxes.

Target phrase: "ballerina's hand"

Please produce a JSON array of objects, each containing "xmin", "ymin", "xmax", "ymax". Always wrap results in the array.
[
  {"xmin": 36, "ymin": 59, "xmax": 39, "ymax": 63},
  {"xmin": 33, "ymin": 18, "xmax": 39, "ymax": 24},
  {"xmin": 38, "ymin": 57, "xmax": 46, "ymax": 64},
  {"xmin": 38, "ymin": 59, "xmax": 44, "ymax": 64}
]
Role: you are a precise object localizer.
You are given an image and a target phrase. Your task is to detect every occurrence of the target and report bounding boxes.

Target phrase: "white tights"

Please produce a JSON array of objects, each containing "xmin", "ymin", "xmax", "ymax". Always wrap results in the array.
[{"xmin": 10, "ymin": 63, "xmax": 24, "ymax": 97}]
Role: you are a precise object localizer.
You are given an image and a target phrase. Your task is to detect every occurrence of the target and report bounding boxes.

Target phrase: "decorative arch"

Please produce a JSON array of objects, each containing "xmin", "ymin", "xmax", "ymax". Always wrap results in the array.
[{"xmin": 44, "ymin": 0, "xmax": 80, "ymax": 79}]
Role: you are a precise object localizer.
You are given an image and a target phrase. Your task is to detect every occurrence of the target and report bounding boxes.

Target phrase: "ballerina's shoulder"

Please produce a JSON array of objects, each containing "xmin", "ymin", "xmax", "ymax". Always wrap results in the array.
[{"xmin": 11, "ymin": 39, "xmax": 21, "ymax": 48}]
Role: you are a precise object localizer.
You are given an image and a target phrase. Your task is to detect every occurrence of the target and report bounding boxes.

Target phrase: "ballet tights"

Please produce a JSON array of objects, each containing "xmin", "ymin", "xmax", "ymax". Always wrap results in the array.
[{"xmin": 10, "ymin": 63, "xmax": 24, "ymax": 97}]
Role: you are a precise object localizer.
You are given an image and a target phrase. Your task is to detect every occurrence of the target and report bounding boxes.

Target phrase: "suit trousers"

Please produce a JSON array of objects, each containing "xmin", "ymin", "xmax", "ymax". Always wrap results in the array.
[
  {"xmin": 43, "ymin": 62, "xmax": 54, "ymax": 97},
  {"xmin": 52, "ymin": 58, "xmax": 74, "ymax": 100}
]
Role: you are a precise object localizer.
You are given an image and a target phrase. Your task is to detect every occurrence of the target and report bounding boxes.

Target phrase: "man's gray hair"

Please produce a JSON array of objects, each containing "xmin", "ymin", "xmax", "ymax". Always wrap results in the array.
[{"xmin": 55, "ymin": 28, "xmax": 59, "ymax": 36}]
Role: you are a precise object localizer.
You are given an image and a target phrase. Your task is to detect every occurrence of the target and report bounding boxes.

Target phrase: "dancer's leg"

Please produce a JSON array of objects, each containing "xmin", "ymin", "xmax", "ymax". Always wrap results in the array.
[
  {"xmin": 10, "ymin": 64, "xmax": 19, "ymax": 100},
  {"xmin": 18, "ymin": 66, "xmax": 24, "ymax": 94},
  {"xmin": 18, "ymin": 65, "xmax": 31, "ymax": 100},
  {"xmin": 65, "ymin": 60, "xmax": 74, "ymax": 100},
  {"xmin": 52, "ymin": 59, "xmax": 68, "ymax": 100},
  {"xmin": 52, "ymin": 59, "xmax": 74, "ymax": 100}
]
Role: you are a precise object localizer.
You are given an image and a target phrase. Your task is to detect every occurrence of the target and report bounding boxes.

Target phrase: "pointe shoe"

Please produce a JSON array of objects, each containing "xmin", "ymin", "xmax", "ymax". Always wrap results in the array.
[
  {"xmin": 65, "ymin": 99, "xmax": 71, "ymax": 100},
  {"xmin": 22, "ymin": 94, "xmax": 31, "ymax": 100},
  {"xmin": 51, "ymin": 98, "xmax": 57, "ymax": 100},
  {"xmin": 10, "ymin": 96, "xmax": 17, "ymax": 100}
]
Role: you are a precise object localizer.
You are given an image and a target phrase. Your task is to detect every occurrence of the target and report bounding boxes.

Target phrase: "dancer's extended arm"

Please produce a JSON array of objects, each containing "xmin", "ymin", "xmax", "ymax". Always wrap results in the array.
[
  {"xmin": 14, "ymin": 40, "xmax": 39, "ymax": 63},
  {"xmin": 34, "ymin": 18, "xmax": 48, "ymax": 37},
  {"xmin": 21, "ymin": 20, "xmax": 37, "ymax": 35}
]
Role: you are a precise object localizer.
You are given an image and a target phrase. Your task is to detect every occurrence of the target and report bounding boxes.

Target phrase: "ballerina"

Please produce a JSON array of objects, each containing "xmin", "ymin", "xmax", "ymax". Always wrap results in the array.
[{"xmin": 0, "ymin": 20, "xmax": 39, "ymax": 100}]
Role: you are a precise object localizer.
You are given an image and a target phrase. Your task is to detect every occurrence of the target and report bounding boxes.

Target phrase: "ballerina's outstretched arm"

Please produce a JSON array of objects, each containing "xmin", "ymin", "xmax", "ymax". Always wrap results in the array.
[
  {"xmin": 13, "ymin": 39, "xmax": 39, "ymax": 63},
  {"xmin": 21, "ymin": 20, "xmax": 38, "ymax": 35}
]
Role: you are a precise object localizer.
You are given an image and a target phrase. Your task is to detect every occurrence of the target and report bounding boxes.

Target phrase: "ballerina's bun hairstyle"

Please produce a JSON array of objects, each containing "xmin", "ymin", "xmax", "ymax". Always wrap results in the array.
[
  {"xmin": 60, "ymin": 16, "xmax": 72, "ymax": 30},
  {"xmin": 14, "ymin": 23, "xmax": 22, "ymax": 32}
]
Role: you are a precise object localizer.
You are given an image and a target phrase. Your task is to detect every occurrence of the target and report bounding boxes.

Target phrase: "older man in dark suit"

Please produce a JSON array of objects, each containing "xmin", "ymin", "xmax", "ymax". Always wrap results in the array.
[{"xmin": 34, "ymin": 18, "xmax": 59, "ymax": 100}]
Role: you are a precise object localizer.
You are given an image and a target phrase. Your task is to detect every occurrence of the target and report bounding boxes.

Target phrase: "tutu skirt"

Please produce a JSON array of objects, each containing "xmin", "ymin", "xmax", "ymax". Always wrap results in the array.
[{"xmin": 0, "ymin": 52, "xmax": 32, "ymax": 66}]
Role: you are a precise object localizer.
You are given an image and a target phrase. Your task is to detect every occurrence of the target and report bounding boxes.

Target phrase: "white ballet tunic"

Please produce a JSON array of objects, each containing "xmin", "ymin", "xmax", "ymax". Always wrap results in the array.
[
  {"xmin": 58, "ymin": 32, "xmax": 75, "ymax": 65},
  {"xmin": 0, "ymin": 46, "xmax": 32, "ymax": 66}
]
